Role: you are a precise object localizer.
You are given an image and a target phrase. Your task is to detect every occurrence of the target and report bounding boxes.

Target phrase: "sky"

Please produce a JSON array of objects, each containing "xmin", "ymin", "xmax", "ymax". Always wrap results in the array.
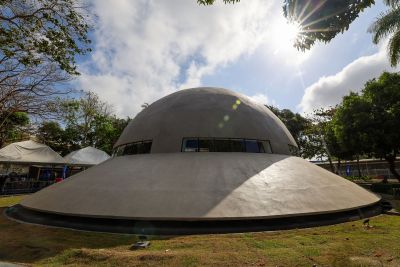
[{"xmin": 75, "ymin": 0, "xmax": 398, "ymax": 118}]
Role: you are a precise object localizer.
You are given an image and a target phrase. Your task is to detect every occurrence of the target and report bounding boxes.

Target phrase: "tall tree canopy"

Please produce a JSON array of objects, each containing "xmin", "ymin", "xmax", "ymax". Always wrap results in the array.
[
  {"xmin": 0, "ymin": 0, "xmax": 91, "ymax": 144},
  {"xmin": 37, "ymin": 91, "xmax": 130, "ymax": 155},
  {"xmin": 0, "ymin": 111, "xmax": 29, "ymax": 147},
  {"xmin": 332, "ymin": 72, "xmax": 400, "ymax": 181},
  {"xmin": 0, "ymin": 0, "xmax": 91, "ymax": 75}
]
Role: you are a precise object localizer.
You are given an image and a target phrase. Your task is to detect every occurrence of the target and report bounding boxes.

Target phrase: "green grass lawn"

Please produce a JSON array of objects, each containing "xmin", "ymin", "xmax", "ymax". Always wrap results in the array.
[
  {"xmin": 0, "ymin": 194, "xmax": 25, "ymax": 208},
  {"xmin": 1, "ymin": 195, "xmax": 400, "ymax": 266}
]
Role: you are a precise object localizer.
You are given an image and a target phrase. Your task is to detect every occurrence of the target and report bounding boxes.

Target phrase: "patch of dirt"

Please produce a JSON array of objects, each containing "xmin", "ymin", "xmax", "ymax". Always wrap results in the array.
[{"xmin": 349, "ymin": 256, "xmax": 398, "ymax": 266}]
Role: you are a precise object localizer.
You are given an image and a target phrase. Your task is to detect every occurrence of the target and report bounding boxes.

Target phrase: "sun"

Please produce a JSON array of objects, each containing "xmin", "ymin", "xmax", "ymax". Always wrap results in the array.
[
  {"xmin": 271, "ymin": 17, "xmax": 301, "ymax": 48},
  {"xmin": 268, "ymin": 17, "xmax": 308, "ymax": 64}
]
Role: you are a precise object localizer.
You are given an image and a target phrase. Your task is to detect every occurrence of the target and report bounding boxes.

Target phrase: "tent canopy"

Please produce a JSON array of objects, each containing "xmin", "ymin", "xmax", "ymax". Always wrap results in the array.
[
  {"xmin": 0, "ymin": 140, "xmax": 65, "ymax": 165},
  {"xmin": 64, "ymin": 147, "xmax": 110, "ymax": 166}
]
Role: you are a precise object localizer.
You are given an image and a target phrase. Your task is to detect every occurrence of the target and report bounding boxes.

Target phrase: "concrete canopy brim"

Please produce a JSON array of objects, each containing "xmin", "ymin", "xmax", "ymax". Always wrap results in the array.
[{"xmin": 20, "ymin": 153, "xmax": 380, "ymax": 221}]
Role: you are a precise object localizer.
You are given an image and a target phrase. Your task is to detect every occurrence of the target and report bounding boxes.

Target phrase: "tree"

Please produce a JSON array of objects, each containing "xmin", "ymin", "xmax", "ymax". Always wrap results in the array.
[
  {"xmin": 58, "ymin": 91, "xmax": 112, "ymax": 147},
  {"xmin": 197, "ymin": 0, "xmax": 375, "ymax": 51},
  {"xmin": 267, "ymin": 106, "xmax": 311, "ymax": 157},
  {"xmin": 362, "ymin": 72, "xmax": 400, "ymax": 181},
  {"xmin": 199, "ymin": 1, "xmax": 400, "ymax": 67},
  {"xmin": 91, "ymin": 115, "xmax": 130, "ymax": 154},
  {"xmin": 0, "ymin": 63, "xmax": 69, "ymax": 128},
  {"xmin": 369, "ymin": 0, "xmax": 400, "ymax": 66},
  {"xmin": 0, "ymin": 0, "xmax": 91, "ymax": 145},
  {"xmin": 36, "ymin": 121, "xmax": 72, "ymax": 155},
  {"xmin": 0, "ymin": 111, "xmax": 29, "ymax": 147},
  {"xmin": 197, "ymin": 0, "xmax": 239, "ymax": 5},
  {"xmin": 54, "ymin": 91, "xmax": 130, "ymax": 154},
  {"xmin": 0, "ymin": 0, "xmax": 91, "ymax": 75},
  {"xmin": 332, "ymin": 72, "xmax": 400, "ymax": 181},
  {"xmin": 283, "ymin": 0, "xmax": 375, "ymax": 51},
  {"xmin": 332, "ymin": 93, "xmax": 372, "ymax": 176}
]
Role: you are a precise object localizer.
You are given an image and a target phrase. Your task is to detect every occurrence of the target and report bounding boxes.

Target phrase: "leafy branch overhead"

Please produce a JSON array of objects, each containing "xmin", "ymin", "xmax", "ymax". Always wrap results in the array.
[
  {"xmin": 283, "ymin": 0, "xmax": 375, "ymax": 51},
  {"xmin": 197, "ymin": 0, "xmax": 240, "ymax": 5},
  {"xmin": 197, "ymin": 0, "xmax": 400, "ymax": 66},
  {"xmin": 0, "ymin": 0, "xmax": 91, "ymax": 75}
]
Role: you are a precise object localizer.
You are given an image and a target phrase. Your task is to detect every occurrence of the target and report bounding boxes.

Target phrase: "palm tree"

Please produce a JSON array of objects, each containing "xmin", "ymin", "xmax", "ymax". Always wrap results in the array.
[{"xmin": 369, "ymin": 0, "xmax": 400, "ymax": 66}]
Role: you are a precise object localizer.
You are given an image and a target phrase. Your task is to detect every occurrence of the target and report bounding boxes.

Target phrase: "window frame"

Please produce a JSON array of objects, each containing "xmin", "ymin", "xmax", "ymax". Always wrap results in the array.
[
  {"xmin": 181, "ymin": 137, "xmax": 273, "ymax": 154},
  {"xmin": 113, "ymin": 140, "xmax": 153, "ymax": 157}
]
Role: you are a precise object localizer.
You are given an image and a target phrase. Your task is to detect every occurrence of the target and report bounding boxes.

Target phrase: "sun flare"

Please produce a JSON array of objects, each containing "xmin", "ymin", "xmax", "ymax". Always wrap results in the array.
[{"xmin": 268, "ymin": 17, "xmax": 308, "ymax": 64}]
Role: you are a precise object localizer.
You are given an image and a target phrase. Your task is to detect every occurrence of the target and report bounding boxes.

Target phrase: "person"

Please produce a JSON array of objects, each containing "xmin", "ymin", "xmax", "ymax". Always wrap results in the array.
[{"xmin": 0, "ymin": 175, "xmax": 7, "ymax": 194}]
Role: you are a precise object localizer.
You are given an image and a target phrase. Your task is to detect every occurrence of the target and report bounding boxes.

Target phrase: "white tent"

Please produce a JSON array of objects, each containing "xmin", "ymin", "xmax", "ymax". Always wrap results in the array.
[
  {"xmin": 64, "ymin": 146, "xmax": 110, "ymax": 166},
  {"xmin": 0, "ymin": 140, "xmax": 65, "ymax": 164}
]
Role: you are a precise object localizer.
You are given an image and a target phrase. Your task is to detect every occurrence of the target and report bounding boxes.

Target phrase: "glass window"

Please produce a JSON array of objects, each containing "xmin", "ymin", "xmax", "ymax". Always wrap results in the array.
[
  {"xmin": 259, "ymin": 140, "xmax": 273, "ymax": 154},
  {"xmin": 124, "ymin": 143, "xmax": 137, "ymax": 155},
  {"xmin": 214, "ymin": 139, "xmax": 232, "ymax": 152},
  {"xmin": 182, "ymin": 138, "xmax": 198, "ymax": 152},
  {"xmin": 142, "ymin": 141, "xmax": 152, "ymax": 153},
  {"xmin": 113, "ymin": 140, "xmax": 152, "ymax": 157},
  {"xmin": 199, "ymin": 139, "xmax": 214, "ymax": 152},
  {"xmin": 182, "ymin": 137, "xmax": 273, "ymax": 154},
  {"xmin": 245, "ymin": 140, "xmax": 260, "ymax": 153},
  {"xmin": 231, "ymin": 139, "xmax": 245, "ymax": 152}
]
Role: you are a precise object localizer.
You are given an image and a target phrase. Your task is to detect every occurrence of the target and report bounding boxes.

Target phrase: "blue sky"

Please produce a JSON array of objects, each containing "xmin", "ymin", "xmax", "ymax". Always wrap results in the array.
[{"xmin": 75, "ymin": 0, "xmax": 397, "ymax": 117}]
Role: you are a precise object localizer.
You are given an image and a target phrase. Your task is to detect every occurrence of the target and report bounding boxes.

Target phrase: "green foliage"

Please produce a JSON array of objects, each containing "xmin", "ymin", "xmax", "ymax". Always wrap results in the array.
[
  {"xmin": 369, "ymin": 2, "xmax": 400, "ymax": 66},
  {"xmin": 284, "ymin": 0, "xmax": 375, "ymax": 51},
  {"xmin": 36, "ymin": 121, "xmax": 77, "ymax": 155},
  {"xmin": 362, "ymin": 72, "xmax": 400, "ymax": 158},
  {"xmin": 39, "ymin": 91, "xmax": 130, "ymax": 155},
  {"xmin": 197, "ymin": 0, "xmax": 239, "ymax": 5},
  {"xmin": 0, "ymin": 111, "xmax": 29, "ymax": 147},
  {"xmin": 344, "ymin": 175, "xmax": 372, "ymax": 181},
  {"xmin": 332, "ymin": 92, "xmax": 373, "ymax": 159},
  {"xmin": 0, "ymin": 0, "xmax": 91, "ymax": 75},
  {"xmin": 371, "ymin": 183, "xmax": 396, "ymax": 194},
  {"xmin": 267, "ymin": 105, "xmax": 311, "ymax": 158},
  {"xmin": 199, "ymin": 0, "xmax": 400, "ymax": 66},
  {"xmin": 332, "ymin": 71, "xmax": 400, "ymax": 180}
]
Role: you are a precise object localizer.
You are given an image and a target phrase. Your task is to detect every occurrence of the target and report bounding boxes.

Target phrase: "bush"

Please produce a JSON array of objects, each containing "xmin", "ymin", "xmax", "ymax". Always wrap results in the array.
[
  {"xmin": 344, "ymin": 175, "xmax": 372, "ymax": 182},
  {"xmin": 371, "ymin": 183, "xmax": 395, "ymax": 195}
]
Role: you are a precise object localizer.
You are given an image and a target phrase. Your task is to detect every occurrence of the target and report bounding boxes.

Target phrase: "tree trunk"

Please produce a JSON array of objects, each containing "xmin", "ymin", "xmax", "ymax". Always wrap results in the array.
[
  {"xmin": 328, "ymin": 156, "xmax": 335, "ymax": 173},
  {"xmin": 385, "ymin": 154, "xmax": 400, "ymax": 182},
  {"xmin": 336, "ymin": 158, "xmax": 341, "ymax": 175},
  {"xmin": 356, "ymin": 155, "xmax": 362, "ymax": 177}
]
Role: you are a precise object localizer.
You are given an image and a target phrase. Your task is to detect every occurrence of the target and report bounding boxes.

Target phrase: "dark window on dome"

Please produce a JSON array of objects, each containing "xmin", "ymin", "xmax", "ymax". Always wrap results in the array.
[
  {"xmin": 142, "ymin": 141, "xmax": 152, "ymax": 153},
  {"xmin": 182, "ymin": 138, "xmax": 199, "ymax": 152},
  {"xmin": 124, "ymin": 143, "xmax": 137, "ymax": 155},
  {"xmin": 214, "ymin": 139, "xmax": 232, "ymax": 152},
  {"xmin": 231, "ymin": 139, "xmax": 245, "ymax": 152},
  {"xmin": 199, "ymin": 138, "xmax": 214, "ymax": 152},
  {"xmin": 182, "ymin": 138, "xmax": 273, "ymax": 153},
  {"xmin": 113, "ymin": 140, "xmax": 152, "ymax": 157},
  {"xmin": 245, "ymin": 140, "xmax": 259, "ymax": 152}
]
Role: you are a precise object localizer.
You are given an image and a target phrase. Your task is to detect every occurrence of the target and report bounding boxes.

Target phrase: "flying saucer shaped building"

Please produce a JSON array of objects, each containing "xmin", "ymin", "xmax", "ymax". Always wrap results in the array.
[{"xmin": 7, "ymin": 88, "xmax": 381, "ymax": 234}]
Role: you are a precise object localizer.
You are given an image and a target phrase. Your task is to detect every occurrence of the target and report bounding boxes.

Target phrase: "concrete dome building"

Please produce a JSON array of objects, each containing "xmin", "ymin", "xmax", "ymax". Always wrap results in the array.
[{"xmin": 7, "ymin": 88, "xmax": 381, "ymax": 234}]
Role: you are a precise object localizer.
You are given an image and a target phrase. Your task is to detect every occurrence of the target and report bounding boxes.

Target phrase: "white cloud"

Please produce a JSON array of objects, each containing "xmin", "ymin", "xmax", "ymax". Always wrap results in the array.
[
  {"xmin": 250, "ymin": 93, "xmax": 270, "ymax": 105},
  {"xmin": 299, "ymin": 44, "xmax": 399, "ymax": 114},
  {"xmin": 78, "ymin": 0, "xmax": 280, "ymax": 117}
]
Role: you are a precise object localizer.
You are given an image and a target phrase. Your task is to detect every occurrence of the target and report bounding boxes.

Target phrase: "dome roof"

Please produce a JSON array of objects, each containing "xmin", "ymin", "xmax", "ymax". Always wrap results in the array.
[
  {"xmin": 115, "ymin": 88, "xmax": 297, "ymax": 155},
  {"xmin": 8, "ymin": 88, "xmax": 381, "ymax": 234}
]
